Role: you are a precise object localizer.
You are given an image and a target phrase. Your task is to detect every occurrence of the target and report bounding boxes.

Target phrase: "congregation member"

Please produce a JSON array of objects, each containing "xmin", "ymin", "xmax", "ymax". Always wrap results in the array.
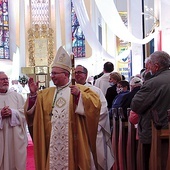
[
  {"xmin": 129, "ymin": 76, "xmax": 151, "ymax": 142},
  {"xmin": 130, "ymin": 51, "xmax": 170, "ymax": 170},
  {"xmin": 144, "ymin": 57, "xmax": 151, "ymax": 73},
  {"xmin": 105, "ymin": 72, "xmax": 122, "ymax": 129},
  {"xmin": 110, "ymin": 80, "xmax": 130, "ymax": 130},
  {"xmin": 24, "ymin": 46, "xmax": 101, "ymax": 170},
  {"xmin": 111, "ymin": 80, "xmax": 130, "ymax": 111},
  {"xmin": 105, "ymin": 72, "xmax": 122, "ymax": 111},
  {"xmin": 75, "ymin": 65, "xmax": 114, "ymax": 170},
  {"xmin": 140, "ymin": 57, "xmax": 153, "ymax": 82},
  {"xmin": 120, "ymin": 76, "xmax": 143, "ymax": 116},
  {"xmin": 94, "ymin": 62, "xmax": 114, "ymax": 96},
  {"xmin": 0, "ymin": 71, "xmax": 27, "ymax": 170}
]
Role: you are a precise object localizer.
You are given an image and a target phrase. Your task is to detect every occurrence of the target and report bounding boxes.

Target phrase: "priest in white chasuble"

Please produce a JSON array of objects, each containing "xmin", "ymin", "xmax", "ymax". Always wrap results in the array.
[
  {"xmin": 0, "ymin": 71, "xmax": 27, "ymax": 170},
  {"xmin": 24, "ymin": 46, "xmax": 101, "ymax": 170}
]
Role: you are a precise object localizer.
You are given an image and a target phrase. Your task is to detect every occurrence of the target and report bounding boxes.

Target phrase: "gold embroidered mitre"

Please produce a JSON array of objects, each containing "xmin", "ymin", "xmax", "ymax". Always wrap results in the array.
[{"xmin": 51, "ymin": 46, "xmax": 71, "ymax": 72}]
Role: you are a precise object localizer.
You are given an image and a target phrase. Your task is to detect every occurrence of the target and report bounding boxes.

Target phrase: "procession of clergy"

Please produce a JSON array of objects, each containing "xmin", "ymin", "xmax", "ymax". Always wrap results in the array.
[
  {"xmin": 2, "ymin": 45, "xmax": 170, "ymax": 170},
  {"xmin": 0, "ymin": 46, "xmax": 114, "ymax": 170}
]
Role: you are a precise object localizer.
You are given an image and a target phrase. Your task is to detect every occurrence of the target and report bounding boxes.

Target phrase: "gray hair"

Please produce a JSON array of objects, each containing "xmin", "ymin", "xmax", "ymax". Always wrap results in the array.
[
  {"xmin": 149, "ymin": 51, "xmax": 170, "ymax": 69},
  {"xmin": 144, "ymin": 57, "xmax": 151, "ymax": 64}
]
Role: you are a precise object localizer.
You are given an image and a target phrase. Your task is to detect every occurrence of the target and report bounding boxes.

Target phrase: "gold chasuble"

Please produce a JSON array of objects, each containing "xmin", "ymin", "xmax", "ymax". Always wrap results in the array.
[{"xmin": 29, "ymin": 84, "xmax": 101, "ymax": 170}]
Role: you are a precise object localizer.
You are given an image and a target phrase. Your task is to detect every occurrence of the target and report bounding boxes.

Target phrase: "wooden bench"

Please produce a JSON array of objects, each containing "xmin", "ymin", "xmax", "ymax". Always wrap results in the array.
[
  {"xmin": 150, "ymin": 110, "xmax": 170, "ymax": 170},
  {"xmin": 167, "ymin": 109, "xmax": 170, "ymax": 170},
  {"xmin": 111, "ymin": 107, "xmax": 140, "ymax": 170},
  {"xmin": 126, "ymin": 108, "xmax": 137, "ymax": 170},
  {"xmin": 118, "ymin": 107, "xmax": 128, "ymax": 170},
  {"xmin": 112, "ymin": 108, "xmax": 119, "ymax": 170},
  {"xmin": 136, "ymin": 139, "xmax": 145, "ymax": 170}
]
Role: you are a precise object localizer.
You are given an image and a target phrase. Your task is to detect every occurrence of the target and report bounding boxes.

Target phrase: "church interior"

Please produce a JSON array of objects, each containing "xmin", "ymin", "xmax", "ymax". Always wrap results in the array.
[
  {"xmin": 0, "ymin": 0, "xmax": 170, "ymax": 91},
  {"xmin": 1, "ymin": 1, "xmax": 170, "ymax": 170}
]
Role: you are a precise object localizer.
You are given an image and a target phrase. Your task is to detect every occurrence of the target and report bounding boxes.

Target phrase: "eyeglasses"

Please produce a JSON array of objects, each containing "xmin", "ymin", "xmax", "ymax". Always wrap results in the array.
[
  {"xmin": 0, "ymin": 78, "xmax": 9, "ymax": 81},
  {"xmin": 50, "ymin": 72, "xmax": 65, "ymax": 76},
  {"xmin": 75, "ymin": 71, "xmax": 86, "ymax": 75}
]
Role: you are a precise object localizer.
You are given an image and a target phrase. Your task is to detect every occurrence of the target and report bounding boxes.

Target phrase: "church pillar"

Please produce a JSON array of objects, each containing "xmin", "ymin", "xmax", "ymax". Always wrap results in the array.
[
  {"xmin": 127, "ymin": 0, "xmax": 144, "ymax": 75},
  {"xmin": 64, "ymin": 0, "xmax": 72, "ymax": 53},
  {"xmin": 160, "ymin": 0, "xmax": 170, "ymax": 54},
  {"xmin": 19, "ymin": 0, "xmax": 26, "ymax": 69}
]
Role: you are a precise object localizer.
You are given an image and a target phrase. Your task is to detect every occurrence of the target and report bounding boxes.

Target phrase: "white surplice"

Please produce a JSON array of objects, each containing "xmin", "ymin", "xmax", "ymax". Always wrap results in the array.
[
  {"xmin": 0, "ymin": 90, "xmax": 27, "ymax": 170},
  {"xmin": 85, "ymin": 83, "xmax": 114, "ymax": 170}
]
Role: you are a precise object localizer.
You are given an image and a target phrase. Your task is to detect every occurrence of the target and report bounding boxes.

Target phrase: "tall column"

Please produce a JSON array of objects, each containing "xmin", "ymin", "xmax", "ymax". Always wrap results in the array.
[
  {"xmin": 19, "ymin": 0, "xmax": 26, "ymax": 69},
  {"xmin": 160, "ymin": 0, "xmax": 170, "ymax": 54},
  {"xmin": 55, "ymin": 0, "xmax": 62, "ymax": 50},
  {"xmin": 127, "ymin": 0, "xmax": 144, "ymax": 76},
  {"xmin": 9, "ymin": 0, "xmax": 21, "ymax": 79},
  {"xmin": 65, "ymin": 0, "xmax": 72, "ymax": 53}
]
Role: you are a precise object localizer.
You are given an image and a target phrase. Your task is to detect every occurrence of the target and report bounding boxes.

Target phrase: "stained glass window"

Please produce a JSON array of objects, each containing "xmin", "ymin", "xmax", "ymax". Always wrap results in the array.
[
  {"xmin": 0, "ymin": 0, "xmax": 10, "ymax": 59},
  {"xmin": 31, "ymin": 0, "xmax": 50, "ymax": 26},
  {"xmin": 71, "ymin": 1, "xmax": 85, "ymax": 58}
]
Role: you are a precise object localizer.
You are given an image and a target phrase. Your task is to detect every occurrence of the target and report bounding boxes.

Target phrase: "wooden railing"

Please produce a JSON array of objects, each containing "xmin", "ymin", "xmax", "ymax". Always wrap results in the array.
[
  {"xmin": 126, "ymin": 108, "xmax": 137, "ymax": 170},
  {"xmin": 150, "ymin": 110, "xmax": 170, "ymax": 170},
  {"xmin": 111, "ymin": 108, "xmax": 170, "ymax": 170},
  {"xmin": 118, "ymin": 107, "xmax": 128, "ymax": 170},
  {"xmin": 112, "ymin": 108, "xmax": 119, "ymax": 170}
]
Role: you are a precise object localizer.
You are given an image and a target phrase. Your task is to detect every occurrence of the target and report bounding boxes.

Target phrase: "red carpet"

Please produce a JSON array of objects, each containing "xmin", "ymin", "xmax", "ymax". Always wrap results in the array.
[{"xmin": 26, "ymin": 134, "xmax": 35, "ymax": 170}]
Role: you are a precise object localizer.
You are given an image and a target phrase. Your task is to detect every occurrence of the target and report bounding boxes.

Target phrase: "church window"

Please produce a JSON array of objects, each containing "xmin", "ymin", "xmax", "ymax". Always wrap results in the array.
[
  {"xmin": 71, "ymin": 1, "xmax": 85, "ymax": 58},
  {"xmin": 0, "ymin": 0, "xmax": 9, "ymax": 59}
]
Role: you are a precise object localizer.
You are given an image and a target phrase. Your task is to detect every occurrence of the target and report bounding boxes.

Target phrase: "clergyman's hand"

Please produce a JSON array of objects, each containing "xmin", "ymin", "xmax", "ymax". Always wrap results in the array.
[
  {"xmin": 28, "ymin": 77, "xmax": 39, "ymax": 95},
  {"xmin": 70, "ymin": 85, "xmax": 80, "ymax": 97},
  {"xmin": 1, "ymin": 106, "xmax": 12, "ymax": 119}
]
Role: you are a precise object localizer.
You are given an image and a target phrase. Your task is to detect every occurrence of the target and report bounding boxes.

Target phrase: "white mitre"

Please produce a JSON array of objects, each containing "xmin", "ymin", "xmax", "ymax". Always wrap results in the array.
[{"xmin": 51, "ymin": 46, "xmax": 71, "ymax": 72}]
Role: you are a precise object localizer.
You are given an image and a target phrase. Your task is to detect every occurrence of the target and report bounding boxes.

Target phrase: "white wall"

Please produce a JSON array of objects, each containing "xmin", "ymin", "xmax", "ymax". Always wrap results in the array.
[{"xmin": 161, "ymin": 0, "xmax": 170, "ymax": 54}]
